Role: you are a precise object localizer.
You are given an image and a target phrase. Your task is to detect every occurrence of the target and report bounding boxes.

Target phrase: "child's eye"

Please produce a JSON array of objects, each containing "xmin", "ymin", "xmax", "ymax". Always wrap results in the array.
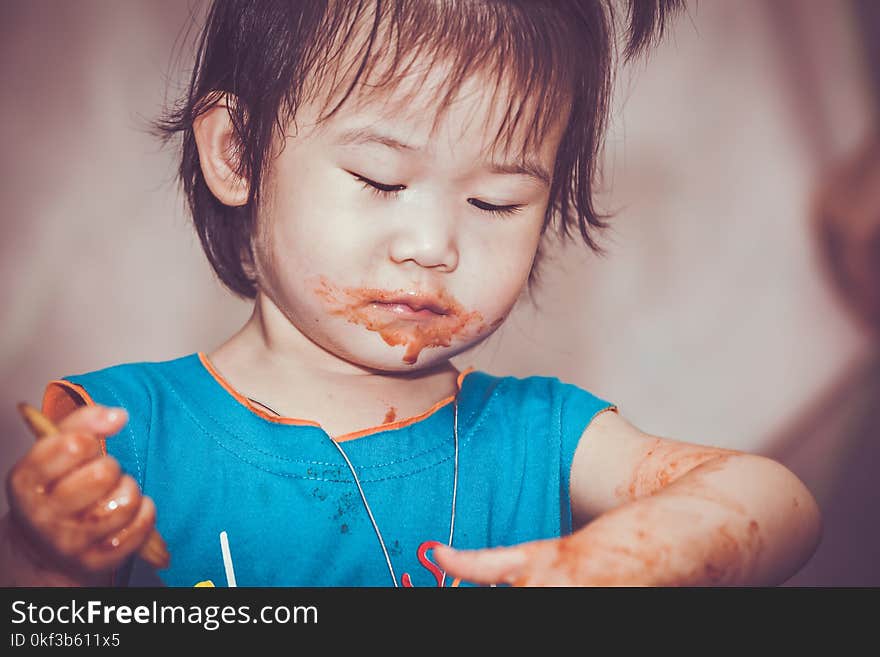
[
  {"xmin": 353, "ymin": 174, "xmax": 405, "ymax": 199},
  {"xmin": 467, "ymin": 198, "xmax": 524, "ymax": 218},
  {"xmin": 351, "ymin": 173, "xmax": 523, "ymax": 218}
]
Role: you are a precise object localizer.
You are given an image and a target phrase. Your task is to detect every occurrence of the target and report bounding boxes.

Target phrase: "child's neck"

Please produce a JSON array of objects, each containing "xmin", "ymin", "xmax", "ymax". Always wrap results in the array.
[{"xmin": 206, "ymin": 296, "xmax": 461, "ymax": 440}]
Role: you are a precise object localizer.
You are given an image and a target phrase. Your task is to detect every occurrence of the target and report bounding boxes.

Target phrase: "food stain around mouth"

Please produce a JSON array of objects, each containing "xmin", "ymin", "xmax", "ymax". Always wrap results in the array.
[{"xmin": 314, "ymin": 276, "xmax": 485, "ymax": 364}]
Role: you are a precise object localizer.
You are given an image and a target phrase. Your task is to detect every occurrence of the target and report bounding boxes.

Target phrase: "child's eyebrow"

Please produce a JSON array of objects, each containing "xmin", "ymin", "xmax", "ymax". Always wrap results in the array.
[{"xmin": 333, "ymin": 126, "xmax": 551, "ymax": 188}]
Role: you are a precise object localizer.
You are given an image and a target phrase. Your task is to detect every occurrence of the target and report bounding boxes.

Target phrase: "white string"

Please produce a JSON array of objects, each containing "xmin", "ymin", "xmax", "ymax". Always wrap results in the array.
[
  {"xmin": 330, "ymin": 399, "xmax": 459, "ymax": 588},
  {"xmin": 441, "ymin": 400, "xmax": 459, "ymax": 588},
  {"xmin": 329, "ymin": 437, "xmax": 400, "ymax": 586}
]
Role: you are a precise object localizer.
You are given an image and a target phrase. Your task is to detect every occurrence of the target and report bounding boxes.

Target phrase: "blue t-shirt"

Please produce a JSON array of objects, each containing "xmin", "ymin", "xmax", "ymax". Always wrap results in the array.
[{"xmin": 42, "ymin": 352, "xmax": 616, "ymax": 587}]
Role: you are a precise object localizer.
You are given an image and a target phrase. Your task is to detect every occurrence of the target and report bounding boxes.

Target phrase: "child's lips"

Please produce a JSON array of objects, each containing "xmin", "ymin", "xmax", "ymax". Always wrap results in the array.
[
  {"xmin": 370, "ymin": 300, "xmax": 449, "ymax": 319},
  {"xmin": 368, "ymin": 292, "xmax": 452, "ymax": 318}
]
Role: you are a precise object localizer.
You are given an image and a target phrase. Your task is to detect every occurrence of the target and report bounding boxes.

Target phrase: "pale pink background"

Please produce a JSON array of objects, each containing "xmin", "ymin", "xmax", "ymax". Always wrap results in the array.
[{"xmin": 1, "ymin": 1, "xmax": 876, "ymax": 585}]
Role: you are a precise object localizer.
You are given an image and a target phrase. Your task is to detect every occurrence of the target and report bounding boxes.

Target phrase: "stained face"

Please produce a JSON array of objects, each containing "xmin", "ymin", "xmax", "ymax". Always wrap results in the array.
[{"xmin": 251, "ymin": 58, "xmax": 567, "ymax": 371}]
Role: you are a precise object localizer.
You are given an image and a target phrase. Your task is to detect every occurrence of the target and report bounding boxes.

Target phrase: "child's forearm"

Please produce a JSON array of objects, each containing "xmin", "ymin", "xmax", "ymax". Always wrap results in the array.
[{"xmin": 573, "ymin": 454, "xmax": 822, "ymax": 586}]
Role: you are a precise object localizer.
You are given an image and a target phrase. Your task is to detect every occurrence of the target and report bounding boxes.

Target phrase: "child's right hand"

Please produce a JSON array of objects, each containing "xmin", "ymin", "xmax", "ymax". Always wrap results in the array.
[{"xmin": 2, "ymin": 405, "xmax": 157, "ymax": 586}]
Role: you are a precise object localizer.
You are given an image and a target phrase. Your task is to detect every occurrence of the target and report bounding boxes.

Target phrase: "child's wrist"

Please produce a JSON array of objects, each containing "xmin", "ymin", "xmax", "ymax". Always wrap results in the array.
[{"xmin": 0, "ymin": 512, "xmax": 98, "ymax": 587}]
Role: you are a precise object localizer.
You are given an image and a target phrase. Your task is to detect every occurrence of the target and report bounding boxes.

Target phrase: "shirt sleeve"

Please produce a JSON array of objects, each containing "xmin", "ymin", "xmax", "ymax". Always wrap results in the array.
[
  {"xmin": 42, "ymin": 379, "xmax": 108, "ymax": 457},
  {"xmin": 41, "ymin": 379, "xmax": 129, "ymax": 585}
]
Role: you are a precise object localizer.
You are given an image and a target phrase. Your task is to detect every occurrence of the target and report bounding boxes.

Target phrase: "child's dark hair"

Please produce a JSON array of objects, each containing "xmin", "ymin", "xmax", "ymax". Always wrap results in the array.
[{"xmin": 153, "ymin": 0, "xmax": 683, "ymax": 299}]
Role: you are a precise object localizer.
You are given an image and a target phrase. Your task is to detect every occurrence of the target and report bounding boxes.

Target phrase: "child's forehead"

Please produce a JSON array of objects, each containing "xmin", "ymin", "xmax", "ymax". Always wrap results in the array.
[{"xmin": 303, "ymin": 57, "xmax": 564, "ymax": 164}]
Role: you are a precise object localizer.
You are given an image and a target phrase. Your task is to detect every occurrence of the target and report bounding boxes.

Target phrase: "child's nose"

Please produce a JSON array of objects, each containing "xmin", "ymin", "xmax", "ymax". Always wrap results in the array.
[{"xmin": 387, "ymin": 212, "xmax": 459, "ymax": 272}]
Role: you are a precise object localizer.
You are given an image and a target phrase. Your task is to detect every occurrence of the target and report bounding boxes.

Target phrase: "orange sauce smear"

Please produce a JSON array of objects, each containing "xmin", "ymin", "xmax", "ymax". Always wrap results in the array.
[{"xmin": 315, "ymin": 277, "xmax": 484, "ymax": 364}]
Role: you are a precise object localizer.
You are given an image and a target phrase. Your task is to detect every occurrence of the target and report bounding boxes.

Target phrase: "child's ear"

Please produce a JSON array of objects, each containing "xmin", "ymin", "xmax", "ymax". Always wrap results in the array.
[{"xmin": 192, "ymin": 93, "xmax": 250, "ymax": 206}]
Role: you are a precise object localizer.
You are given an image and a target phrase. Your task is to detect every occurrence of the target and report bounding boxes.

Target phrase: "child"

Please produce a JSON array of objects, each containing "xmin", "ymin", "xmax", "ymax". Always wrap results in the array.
[{"xmin": 1, "ymin": 0, "xmax": 821, "ymax": 587}]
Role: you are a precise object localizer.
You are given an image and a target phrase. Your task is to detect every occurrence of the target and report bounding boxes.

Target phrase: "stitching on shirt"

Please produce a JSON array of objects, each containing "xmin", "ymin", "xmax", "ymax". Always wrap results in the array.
[
  {"xmin": 156, "ymin": 372, "xmax": 343, "ymax": 466},
  {"xmin": 91, "ymin": 382, "xmax": 144, "ymax": 487},
  {"xmin": 151, "ymin": 365, "xmax": 500, "ymax": 481},
  {"xmin": 464, "ymin": 385, "xmax": 497, "ymax": 440},
  {"xmin": 166, "ymin": 377, "xmax": 449, "ymax": 469},
  {"xmin": 557, "ymin": 381, "xmax": 568, "ymax": 535},
  {"xmin": 153, "ymin": 365, "xmax": 495, "ymax": 471},
  {"xmin": 182, "ymin": 415, "xmax": 461, "ymax": 483}
]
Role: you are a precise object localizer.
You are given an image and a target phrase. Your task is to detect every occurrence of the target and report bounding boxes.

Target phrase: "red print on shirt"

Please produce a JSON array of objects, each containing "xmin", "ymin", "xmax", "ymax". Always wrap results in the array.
[{"xmin": 401, "ymin": 540, "xmax": 460, "ymax": 587}]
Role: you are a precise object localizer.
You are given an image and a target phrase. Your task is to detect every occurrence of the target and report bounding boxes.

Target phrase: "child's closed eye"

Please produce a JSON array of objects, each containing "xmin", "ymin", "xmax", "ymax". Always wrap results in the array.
[{"xmin": 349, "ymin": 172, "xmax": 524, "ymax": 218}]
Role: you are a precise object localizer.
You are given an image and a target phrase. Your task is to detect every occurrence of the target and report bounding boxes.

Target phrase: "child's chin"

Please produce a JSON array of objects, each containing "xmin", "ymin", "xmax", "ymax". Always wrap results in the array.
[{"xmin": 343, "ymin": 345, "xmax": 458, "ymax": 374}]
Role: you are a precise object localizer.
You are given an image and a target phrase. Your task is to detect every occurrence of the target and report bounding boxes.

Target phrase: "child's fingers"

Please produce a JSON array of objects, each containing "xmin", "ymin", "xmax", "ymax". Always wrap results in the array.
[
  {"xmin": 55, "ymin": 405, "xmax": 128, "ymax": 438},
  {"xmin": 9, "ymin": 403, "xmax": 126, "ymax": 498},
  {"xmin": 12, "ymin": 475, "xmax": 144, "ymax": 570},
  {"xmin": 432, "ymin": 544, "xmax": 530, "ymax": 586},
  {"xmin": 79, "ymin": 497, "xmax": 157, "ymax": 574},
  {"xmin": 46, "ymin": 456, "xmax": 122, "ymax": 515},
  {"xmin": 76, "ymin": 476, "xmax": 144, "ymax": 544},
  {"xmin": 8, "ymin": 432, "xmax": 103, "ymax": 497}
]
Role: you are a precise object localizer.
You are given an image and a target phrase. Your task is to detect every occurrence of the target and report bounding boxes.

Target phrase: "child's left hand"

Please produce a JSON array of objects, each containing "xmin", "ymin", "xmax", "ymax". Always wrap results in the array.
[
  {"xmin": 432, "ymin": 533, "xmax": 632, "ymax": 587},
  {"xmin": 433, "ymin": 449, "xmax": 823, "ymax": 587}
]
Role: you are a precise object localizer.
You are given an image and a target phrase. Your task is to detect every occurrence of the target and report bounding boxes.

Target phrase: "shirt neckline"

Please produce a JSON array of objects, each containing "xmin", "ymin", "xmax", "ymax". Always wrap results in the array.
[{"xmin": 196, "ymin": 351, "xmax": 475, "ymax": 442}]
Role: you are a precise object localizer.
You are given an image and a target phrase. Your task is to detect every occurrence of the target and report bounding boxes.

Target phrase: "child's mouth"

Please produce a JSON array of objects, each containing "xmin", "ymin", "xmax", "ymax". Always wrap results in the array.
[
  {"xmin": 371, "ymin": 302, "xmax": 446, "ymax": 319},
  {"xmin": 368, "ymin": 292, "xmax": 451, "ymax": 319},
  {"xmin": 314, "ymin": 277, "xmax": 485, "ymax": 364}
]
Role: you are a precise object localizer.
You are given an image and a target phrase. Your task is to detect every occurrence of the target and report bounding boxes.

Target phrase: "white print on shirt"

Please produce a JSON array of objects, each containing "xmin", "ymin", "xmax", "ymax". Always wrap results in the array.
[
  {"xmin": 220, "ymin": 530, "xmax": 237, "ymax": 587},
  {"xmin": 192, "ymin": 530, "xmax": 236, "ymax": 588}
]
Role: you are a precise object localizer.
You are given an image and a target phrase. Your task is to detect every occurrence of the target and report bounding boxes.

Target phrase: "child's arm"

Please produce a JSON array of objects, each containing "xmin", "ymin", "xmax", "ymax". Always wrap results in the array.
[
  {"xmin": 434, "ymin": 411, "xmax": 822, "ymax": 586},
  {"xmin": 0, "ymin": 405, "xmax": 157, "ymax": 586}
]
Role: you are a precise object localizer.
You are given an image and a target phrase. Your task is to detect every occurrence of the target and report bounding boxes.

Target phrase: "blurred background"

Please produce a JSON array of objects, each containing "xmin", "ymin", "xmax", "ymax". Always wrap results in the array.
[{"xmin": 1, "ymin": 0, "xmax": 877, "ymax": 585}]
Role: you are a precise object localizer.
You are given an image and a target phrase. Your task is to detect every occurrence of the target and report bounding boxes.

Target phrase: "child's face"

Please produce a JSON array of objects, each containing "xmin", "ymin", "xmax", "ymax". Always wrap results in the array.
[{"xmin": 252, "ymin": 63, "xmax": 566, "ymax": 372}]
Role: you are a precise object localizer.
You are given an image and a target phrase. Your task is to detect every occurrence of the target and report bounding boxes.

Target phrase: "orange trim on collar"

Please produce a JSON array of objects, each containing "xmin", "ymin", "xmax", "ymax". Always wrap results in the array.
[
  {"xmin": 197, "ymin": 351, "xmax": 474, "ymax": 441},
  {"xmin": 197, "ymin": 352, "xmax": 322, "ymax": 428},
  {"xmin": 335, "ymin": 366, "xmax": 475, "ymax": 442}
]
